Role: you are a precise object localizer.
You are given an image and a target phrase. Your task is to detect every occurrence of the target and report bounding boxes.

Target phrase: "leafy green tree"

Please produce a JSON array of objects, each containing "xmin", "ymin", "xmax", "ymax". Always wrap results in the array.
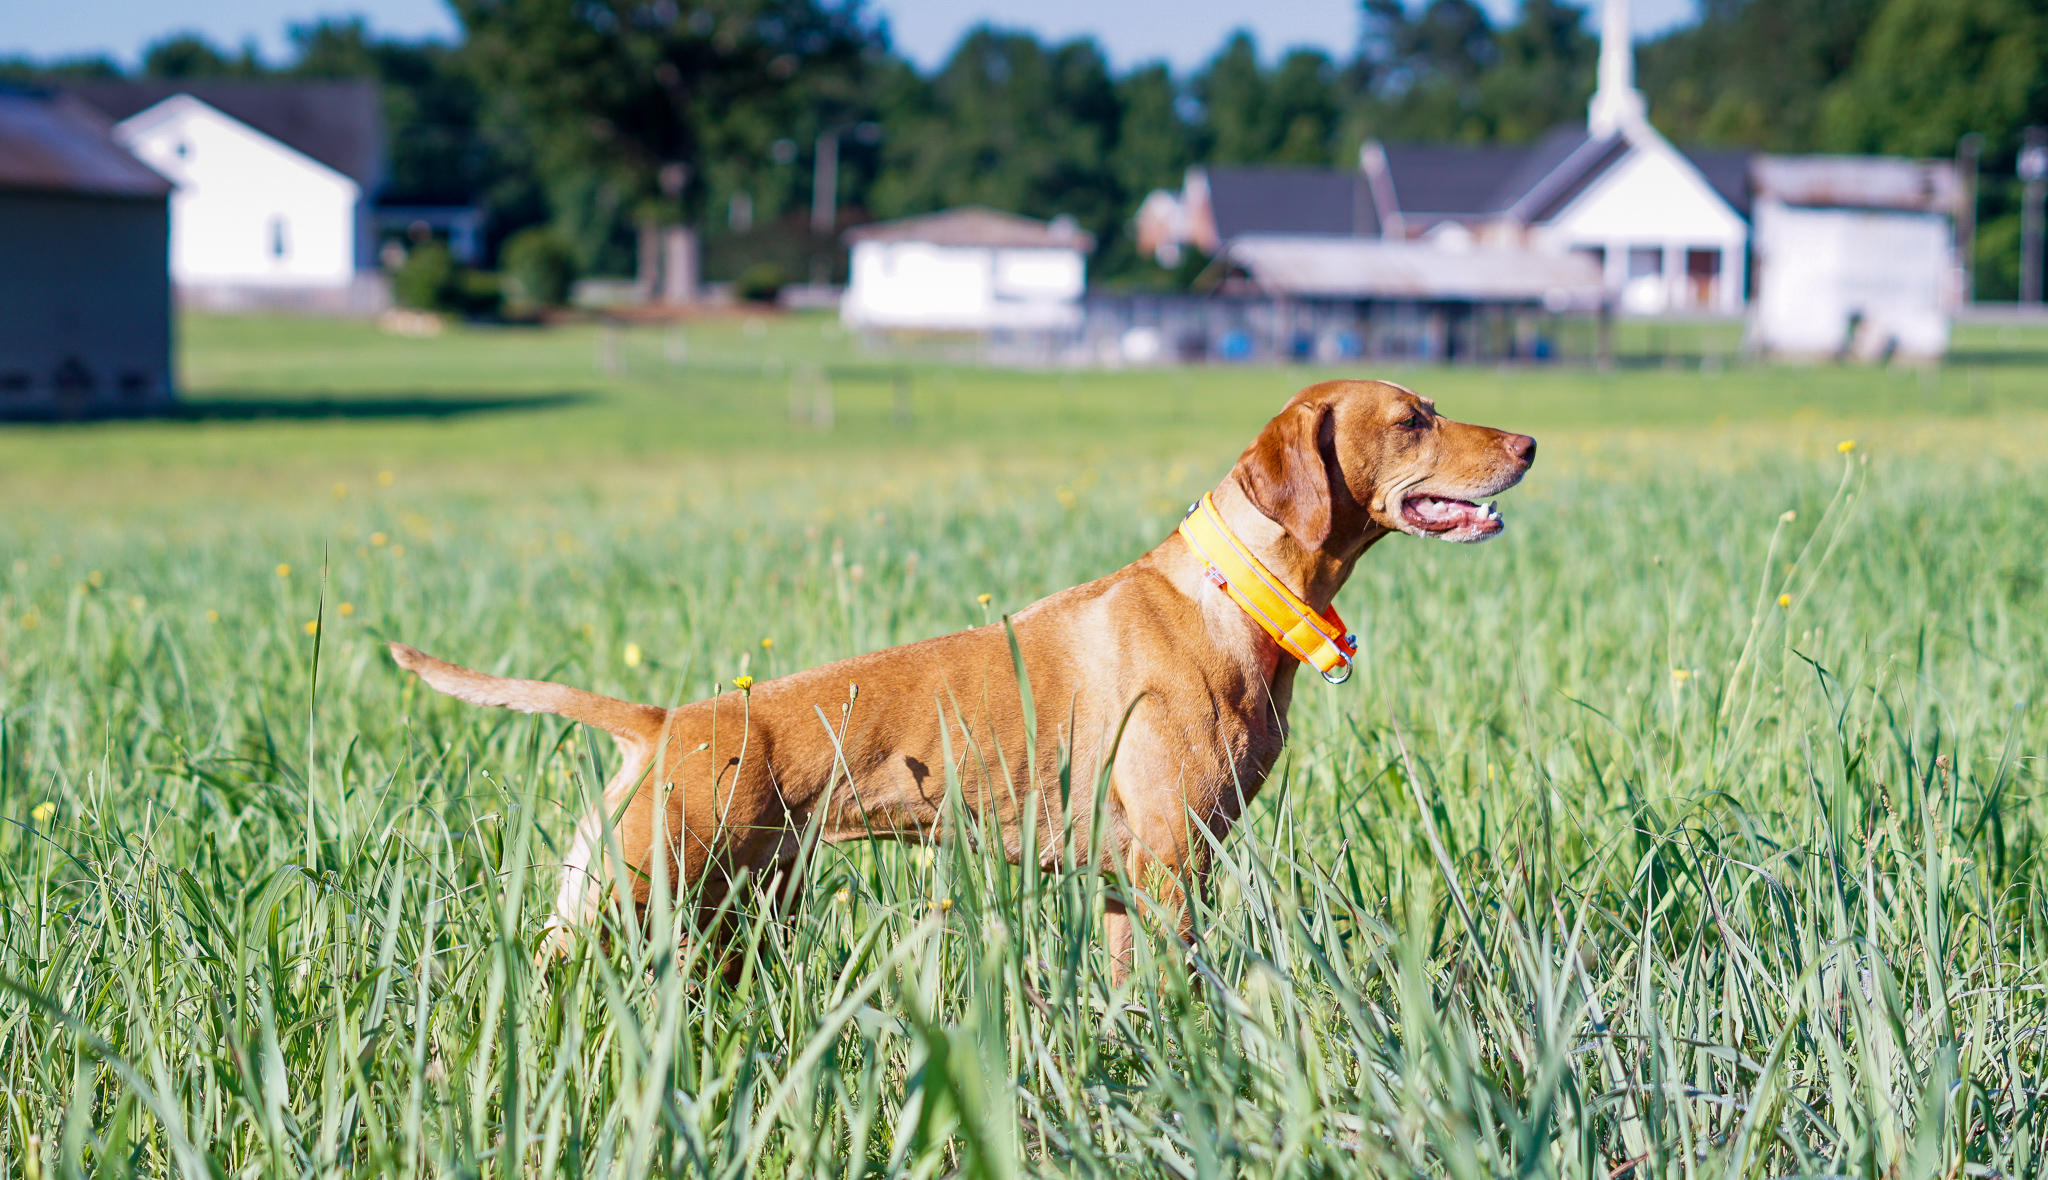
[
  {"xmin": 1192, "ymin": 33, "xmax": 1272, "ymax": 163},
  {"xmin": 0, "ymin": 54, "xmax": 123, "ymax": 83},
  {"xmin": 1352, "ymin": 0, "xmax": 1591, "ymax": 145},
  {"xmin": 867, "ymin": 28, "xmax": 1123, "ymax": 245},
  {"xmin": 1639, "ymin": 0, "xmax": 1880, "ymax": 148},
  {"xmin": 1820, "ymin": 0, "xmax": 2048, "ymax": 160},
  {"xmin": 1478, "ymin": 0, "xmax": 1596, "ymax": 142},
  {"xmin": 452, "ymin": 0, "xmax": 880, "ymax": 274},
  {"xmin": 142, "ymin": 33, "xmax": 267, "ymax": 79},
  {"xmin": 1111, "ymin": 62, "xmax": 1194, "ymax": 199},
  {"xmin": 1267, "ymin": 50, "xmax": 1343, "ymax": 163}
]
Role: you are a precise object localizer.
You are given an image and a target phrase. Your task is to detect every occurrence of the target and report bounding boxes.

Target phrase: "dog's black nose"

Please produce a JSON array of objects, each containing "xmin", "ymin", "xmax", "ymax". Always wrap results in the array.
[{"xmin": 1505, "ymin": 433, "xmax": 1537, "ymax": 465}]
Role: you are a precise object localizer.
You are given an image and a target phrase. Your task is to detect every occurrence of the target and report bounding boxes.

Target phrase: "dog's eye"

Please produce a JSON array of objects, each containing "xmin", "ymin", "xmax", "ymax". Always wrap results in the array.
[{"xmin": 1400, "ymin": 413, "xmax": 1429, "ymax": 430}]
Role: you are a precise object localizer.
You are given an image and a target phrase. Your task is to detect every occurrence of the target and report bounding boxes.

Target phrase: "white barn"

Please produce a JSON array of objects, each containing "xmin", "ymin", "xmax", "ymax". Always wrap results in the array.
[
  {"xmin": 842, "ymin": 207, "xmax": 1094, "ymax": 332},
  {"xmin": 1750, "ymin": 156, "xmax": 1959, "ymax": 359}
]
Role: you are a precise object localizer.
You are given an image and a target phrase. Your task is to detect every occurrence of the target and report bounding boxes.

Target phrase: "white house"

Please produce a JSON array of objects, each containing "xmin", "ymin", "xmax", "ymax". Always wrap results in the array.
[
  {"xmin": 1750, "ymin": 155, "xmax": 1959, "ymax": 359},
  {"xmin": 842, "ymin": 207, "xmax": 1094, "ymax": 332},
  {"xmin": 116, "ymin": 95, "xmax": 360, "ymax": 291},
  {"xmin": 63, "ymin": 80, "xmax": 385, "ymax": 311}
]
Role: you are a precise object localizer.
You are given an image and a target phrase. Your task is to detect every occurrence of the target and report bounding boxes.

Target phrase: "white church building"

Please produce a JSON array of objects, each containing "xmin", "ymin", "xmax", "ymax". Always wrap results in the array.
[
  {"xmin": 1129, "ymin": 0, "xmax": 1969, "ymax": 360},
  {"xmin": 1139, "ymin": 0, "xmax": 1750, "ymax": 319}
]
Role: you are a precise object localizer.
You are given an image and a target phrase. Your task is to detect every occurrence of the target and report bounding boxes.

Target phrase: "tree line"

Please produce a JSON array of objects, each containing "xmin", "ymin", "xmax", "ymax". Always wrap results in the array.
[{"xmin": 7, "ymin": 0, "xmax": 2045, "ymax": 298}]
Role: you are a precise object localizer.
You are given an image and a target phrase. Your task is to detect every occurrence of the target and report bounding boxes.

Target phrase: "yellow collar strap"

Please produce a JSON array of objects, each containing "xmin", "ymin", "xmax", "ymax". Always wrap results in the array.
[{"xmin": 1177, "ymin": 494, "xmax": 1357, "ymax": 684}]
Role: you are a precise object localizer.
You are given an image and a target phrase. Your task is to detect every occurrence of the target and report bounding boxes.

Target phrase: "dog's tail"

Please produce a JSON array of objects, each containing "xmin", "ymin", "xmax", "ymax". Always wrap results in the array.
[{"xmin": 387, "ymin": 642, "xmax": 667, "ymax": 756}]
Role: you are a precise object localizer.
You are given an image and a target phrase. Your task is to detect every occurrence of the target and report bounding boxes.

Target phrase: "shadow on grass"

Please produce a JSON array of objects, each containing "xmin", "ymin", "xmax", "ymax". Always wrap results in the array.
[
  {"xmin": 1944, "ymin": 350, "xmax": 2048, "ymax": 368},
  {"xmin": 1, "ymin": 392, "xmax": 590, "ymax": 424}
]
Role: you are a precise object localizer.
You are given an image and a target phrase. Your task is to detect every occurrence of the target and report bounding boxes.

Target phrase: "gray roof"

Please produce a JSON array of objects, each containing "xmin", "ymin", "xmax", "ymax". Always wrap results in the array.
[
  {"xmin": 64, "ymin": 79, "xmax": 384, "ymax": 191},
  {"xmin": 1751, "ymin": 154, "xmax": 1958, "ymax": 214},
  {"xmin": 1223, "ymin": 234, "xmax": 1604, "ymax": 305},
  {"xmin": 1378, "ymin": 143, "xmax": 1530, "ymax": 216},
  {"xmin": 0, "ymin": 87, "xmax": 172, "ymax": 198},
  {"xmin": 846, "ymin": 206, "xmax": 1096, "ymax": 250},
  {"xmin": 1683, "ymin": 147, "xmax": 1753, "ymax": 217},
  {"xmin": 1205, "ymin": 168, "xmax": 1377, "ymax": 239},
  {"xmin": 1209, "ymin": 123, "xmax": 1751, "ymax": 239}
]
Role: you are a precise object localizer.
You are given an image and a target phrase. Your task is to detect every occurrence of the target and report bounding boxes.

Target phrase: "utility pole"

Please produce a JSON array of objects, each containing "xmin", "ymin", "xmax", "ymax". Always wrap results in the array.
[
  {"xmin": 1956, "ymin": 133, "xmax": 1981, "ymax": 306},
  {"xmin": 2020, "ymin": 127, "xmax": 2048, "ymax": 305},
  {"xmin": 810, "ymin": 121, "xmax": 882, "ymax": 237},
  {"xmin": 809, "ymin": 121, "xmax": 881, "ymax": 284},
  {"xmin": 810, "ymin": 132, "xmax": 839, "ymax": 237}
]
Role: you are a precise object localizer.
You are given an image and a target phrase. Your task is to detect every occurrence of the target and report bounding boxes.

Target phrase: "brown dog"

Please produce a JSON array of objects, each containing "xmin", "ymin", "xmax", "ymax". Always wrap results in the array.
[{"xmin": 389, "ymin": 379, "xmax": 1534, "ymax": 976}]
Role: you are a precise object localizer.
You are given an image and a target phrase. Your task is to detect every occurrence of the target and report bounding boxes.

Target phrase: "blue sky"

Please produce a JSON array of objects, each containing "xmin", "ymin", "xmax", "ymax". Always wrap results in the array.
[{"xmin": 5, "ymin": 0, "xmax": 1697, "ymax": 73}]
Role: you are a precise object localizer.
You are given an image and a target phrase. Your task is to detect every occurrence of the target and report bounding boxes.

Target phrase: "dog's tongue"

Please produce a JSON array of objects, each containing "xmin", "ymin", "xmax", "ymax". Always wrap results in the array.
[{"xmin": 1404, "ymin": 495, "xmax": 1491, "ymax": 530}]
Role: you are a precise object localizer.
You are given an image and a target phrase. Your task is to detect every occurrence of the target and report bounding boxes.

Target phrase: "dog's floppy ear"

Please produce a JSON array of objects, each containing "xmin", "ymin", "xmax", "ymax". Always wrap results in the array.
[{"xmin": 1237, "ymin": 398, "xmax": 1334, "ymax": 551}]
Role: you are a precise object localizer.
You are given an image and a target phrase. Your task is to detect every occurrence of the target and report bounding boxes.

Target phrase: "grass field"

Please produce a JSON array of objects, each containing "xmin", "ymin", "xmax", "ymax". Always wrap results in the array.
[{"xmin": 2, "ymin": 312, "xmax": 2045, "ymax": 1177}]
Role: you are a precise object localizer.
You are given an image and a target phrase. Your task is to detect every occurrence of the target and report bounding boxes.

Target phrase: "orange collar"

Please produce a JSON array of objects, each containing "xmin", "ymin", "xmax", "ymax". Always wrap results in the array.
[{"xmin": 1177, "ymin": 494, "xmax": 1357, "ymax": 684}]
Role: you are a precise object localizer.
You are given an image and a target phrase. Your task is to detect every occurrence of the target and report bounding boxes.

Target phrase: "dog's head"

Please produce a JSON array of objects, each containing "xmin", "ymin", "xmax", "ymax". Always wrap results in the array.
[{"xmin": 1234, "ymin": 379, "xmax": 1535, "ymax": 553}]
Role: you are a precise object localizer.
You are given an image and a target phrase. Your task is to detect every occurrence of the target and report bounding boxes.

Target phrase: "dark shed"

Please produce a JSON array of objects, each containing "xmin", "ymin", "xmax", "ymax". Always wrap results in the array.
[{"xmin": 0, "ymin": 87, "xmax": 174, "ymax": 416}]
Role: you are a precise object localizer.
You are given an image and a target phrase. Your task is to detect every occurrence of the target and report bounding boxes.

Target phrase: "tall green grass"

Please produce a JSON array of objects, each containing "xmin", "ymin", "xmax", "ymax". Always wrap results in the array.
[
  {"xmin": 4, "ymin": 312, "xmax": 2047, "ymax": 1175},
  {"xmin": 3, "ymin": 421, "xmax": 2043, "ymax": 1177}
]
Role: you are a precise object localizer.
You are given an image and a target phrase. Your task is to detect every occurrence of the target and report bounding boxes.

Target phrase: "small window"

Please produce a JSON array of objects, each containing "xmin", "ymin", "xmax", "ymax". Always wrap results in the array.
[
  {"xmin": 1685, "ymin": 248, "xmax": 1723, "ymax": 307},
  {"xmin": 269, "ymin": 217, "xmax": 289, "ymax": 259},
  {"xmin": 1627, "ymin": 246, "xmax": 1664, "ymax": 279},
  {"xmin": 1571, "ymin": 245, "xmax": 1605, "ymax": 274}
]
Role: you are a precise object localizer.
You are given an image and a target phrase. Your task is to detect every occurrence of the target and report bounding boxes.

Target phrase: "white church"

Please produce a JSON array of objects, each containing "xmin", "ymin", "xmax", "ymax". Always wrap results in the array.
[{"xmin": 1135, "ymin": 0, "xmax": 1962, "ymax": 357}]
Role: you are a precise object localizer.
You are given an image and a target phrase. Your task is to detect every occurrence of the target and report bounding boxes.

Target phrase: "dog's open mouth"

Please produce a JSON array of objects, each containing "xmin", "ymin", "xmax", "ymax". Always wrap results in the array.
[{"xmin": 1401, "ymin": 494, "xmax": 1505, "ymax": 541}]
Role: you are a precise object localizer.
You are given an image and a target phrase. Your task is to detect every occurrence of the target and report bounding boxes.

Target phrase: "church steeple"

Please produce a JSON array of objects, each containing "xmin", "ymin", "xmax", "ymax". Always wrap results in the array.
[{"xmin": 1588, "ymin": 0, "xmax": 1647, "ymax": 137}]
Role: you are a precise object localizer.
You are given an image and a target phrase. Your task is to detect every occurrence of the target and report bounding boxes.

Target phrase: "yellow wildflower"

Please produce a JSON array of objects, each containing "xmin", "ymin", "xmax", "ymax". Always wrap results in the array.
[
  {"xmin": 833, "ymin": 888, "xmax": 851, "ymax": 904},
  {"xmin": 977, "ymin": 593, "xmax": 991, "ymax": 606},
  {"xmin": 377, "ymin": 470, "xmax": 395, "ymax": 486},
  {"xmin": 275, "ymin": 563, "xmax": 291, "ymax": 578},
  {"xmin": 87, "ymin": 569, "xmax": 104, "ymax": 587},
  {"xmin": 1777, "ymin": 593, "xmax": 1792, "ymax": 608},
  {"xmin": 1838, "ymin": 440, "xmax": 1856, "ymax": 453},
  {"xmin": 205, "ymin": 610, "xmax": 219, "ymax": 624},
  {"xmin": 304, "ymin": 620, "xmax": 319, "ymax": 635},
  {"xmin": 337, "ymin": 602, "xmax": 355, "ymax": 617},
  {"xmin": 623, "ymin": 643, "xmax": 642, "ymax": 668},
  {"xmin": 31, "ymin": 802, "xmax": 55, "ymax": 823},
  {"xmin": 1671, "ymin": 668, "xmax": 1691, "ymax": 683},
  {"xmin": 734, "ymin": 674, "xmax": 755, "ymax": 692},
  {"xmin": 370, "ymin": 532, "xmax": 388, "ymax": 546},
  {"xmin": 761, "ymin": 637, "xmax": 774, "ymax": 650}
]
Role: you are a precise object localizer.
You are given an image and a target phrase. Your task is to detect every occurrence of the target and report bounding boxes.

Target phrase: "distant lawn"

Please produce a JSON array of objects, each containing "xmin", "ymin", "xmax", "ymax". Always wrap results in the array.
[{"xmin": 5, "ymin": 312, "xmax": 2047, "ymax": 506}]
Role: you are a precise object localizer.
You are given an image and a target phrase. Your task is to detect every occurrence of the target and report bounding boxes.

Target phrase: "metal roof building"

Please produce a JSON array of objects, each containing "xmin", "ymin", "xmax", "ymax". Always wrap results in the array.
[{"xmin": 0, "ymin": 87, "xmax": 175, "ymax": 416}]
